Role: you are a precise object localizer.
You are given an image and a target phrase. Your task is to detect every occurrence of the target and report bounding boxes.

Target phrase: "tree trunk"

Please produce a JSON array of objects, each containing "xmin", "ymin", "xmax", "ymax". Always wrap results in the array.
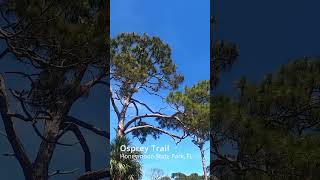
[
  {"xmin": 32, "ymin": 111, "xmax": 65, "ymax": 180},
  {"xmin": 200, "ymin": 145, "xmax": 208, "ymax": 180},
  {"xmin": 117, "ymin": 118, "xmax": 125, "ymax": 138},
  {"xmin": 116, "ymin": 97, "xmax": 131, "ymax": 138}
]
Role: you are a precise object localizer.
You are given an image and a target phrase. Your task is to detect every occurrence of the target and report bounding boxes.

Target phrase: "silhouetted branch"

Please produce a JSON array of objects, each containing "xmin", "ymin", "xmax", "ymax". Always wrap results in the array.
[
  {"xmin": 65, "ymin": 116, "xmax": 109, "ymax": 139},
  {"xmin": 130, "ymin": 98, "xmax": 158, "ymax": 113},
  {"xmin": 123, "ymin": 112, "xmax": 182, "ymax": 131},
  {"xmin": 2, "ymin": 152, "xmax": 15, "ymax": 157},
  {"xmin": 0, "ymin": 130, "xmax": 7, "ymax": 137},
  {"xmin": 7, "ymin": 113, "xmax": 31, "ymax": 122},
  {"xmin": 110, "ymin": 87, "xmax": 120, "ymax": 119},
  {"xmin": 0, "ymin": 74, "xmax": 33, "ymax": 177},
  {"xmin": 125, "ymin": 123, "xmax": 187, "ymax": 141},
  {"xmin": 32, "ymin": 121, "xmax": 78, "ymax": 147},
  {"xmin": 0, "ymin": 48, "xmax": 9, "ymax": 59},
  {"xmin": 77, "ymin": 168, "xmax": 109, "ymax": 180},
  {"xmin": 9, "ymin": 89, "xmax": 33, "ymax": 119},
  {"xmin": 64, "ymin": 123, "xmax": 92, "ymax": 172},
  {"xmin": 49, "ymin": 168, "xmax": 79, "ymax": 177}
]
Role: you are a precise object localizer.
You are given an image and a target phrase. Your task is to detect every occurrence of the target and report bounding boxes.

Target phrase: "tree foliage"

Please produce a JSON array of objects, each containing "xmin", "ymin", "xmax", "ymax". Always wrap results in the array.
[
  {"xmin": 159, "ymin": 176, "xmax": 172, "ymax": 180},
  {"xmin": 110, "ymin": 32, "xmax": 185, "ymax": 143},
  {"xmin": 110, "ymin": 137, "xmax": 142, "ymax": 180},
  {"xmin": 211, "ymin": 40, "xmax": 239, "ymax": 86},
  {"xmin": 211, "ymin": 59, "xmax": 320, "ymax": 180},
  {"xmin": 171, "ymin": 172, "xmax": 204, "ymax": 180},
  {"xmin": 167, "ymin": 80, "xmax": 210, "ymax": 139},
  {"xmin": 166, "ymin": 80, "xmax": 210, "ymax": 179},
  {"xmin": 111, "ymin": 32, "xmax": 183, "ymax": 95},
  {"xmin": 0, "ymin": 0, "xmax": 109, "ymax": 179}
]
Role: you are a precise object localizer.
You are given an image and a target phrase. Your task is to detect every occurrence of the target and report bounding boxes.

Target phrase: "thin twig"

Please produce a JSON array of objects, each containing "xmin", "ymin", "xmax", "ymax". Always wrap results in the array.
[
  {"xmin": 0, "ymin": 130, "xmax": 7, "ymax": 137},
  {"xmin": 2, "ymin": 152, "xmax": 15, "ymax": 157}
]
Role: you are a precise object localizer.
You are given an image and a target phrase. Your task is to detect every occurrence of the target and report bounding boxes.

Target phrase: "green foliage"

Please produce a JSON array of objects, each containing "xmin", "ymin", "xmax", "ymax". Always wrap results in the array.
[
  {"xmin": 211, "ymin": 41, "xmax": 239, "ymax": 86},
  {"xmin": 110, "ymin": 32, "xmax": 184, "ymax": 97},
  {"xmin": 110, "ymin": 32, "xmax": 184, "ymax": 143},
  {"xmin": 6, "ymin": 0, "xmax": 108, "ymax": 66},
  {"xmin": 110, "ymin": 137, "xmax": 142, "ymax": 180},
  {"xmin": 159, "ymin": 176, "xmax": 171, "ymax": 180},
  {"xmin": 171, "ymin": 172, "xmax": 204, "ymax": 180},
  {"xmin": 212, "ymin": 59, "xmax": 320, "ymax": 179},
  {"xmin": 166, "ymin": 80, "xmax": 210, "ymax": 179},
  {"xmin": 166, "ymin": 80, "xmax": 210, "ymax": 139}
]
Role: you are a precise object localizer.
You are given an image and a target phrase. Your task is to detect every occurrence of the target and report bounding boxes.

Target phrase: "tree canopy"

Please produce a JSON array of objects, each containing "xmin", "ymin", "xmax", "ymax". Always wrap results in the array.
[
  {"xmin": 111, "ymin": 32, "xmax": 183, "ymax": 95},
  {"xmin": 166, "ymin": 80, "xmax": 210, "ymax": 139},
  {"xmin": 171, "ymin": 172, "xmax": 204, "ymax": 180},
  {"xmin": 166, "ymin": 80, "xmax": 210, "ymax": 179},
  {"xmin": 211, "ymin": 59, "xmax": 320, "ymax": 180}
]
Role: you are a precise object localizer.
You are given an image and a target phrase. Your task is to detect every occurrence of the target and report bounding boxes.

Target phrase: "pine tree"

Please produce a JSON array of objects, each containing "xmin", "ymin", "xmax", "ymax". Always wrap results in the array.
[
  {"xmin": 110, "ymin": 32, "xmax": 186, "ymax": 142},
  {"xmin": 166, "ymin": 80, "xmax": 210, "ymax": 179},
  {"xmin": 0, "ymin": 0, "xmax": 109, "ymax": 179}
]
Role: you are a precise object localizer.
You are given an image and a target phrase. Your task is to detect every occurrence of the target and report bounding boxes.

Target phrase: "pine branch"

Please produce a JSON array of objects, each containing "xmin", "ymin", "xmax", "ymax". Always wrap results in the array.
[
  {"xmin": 125, "ymin": 123, "xmax": 187, "ymax": 141},
  {"xmin": 65, "ymin": 116, "xmax": 109, "ymax": 139}
]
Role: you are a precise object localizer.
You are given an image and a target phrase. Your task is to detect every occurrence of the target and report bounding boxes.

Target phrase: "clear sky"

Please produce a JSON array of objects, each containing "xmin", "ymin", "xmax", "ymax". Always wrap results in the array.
[{"xmin": 111, "ymin": 0, "xmax": 210, "ymax": 179}]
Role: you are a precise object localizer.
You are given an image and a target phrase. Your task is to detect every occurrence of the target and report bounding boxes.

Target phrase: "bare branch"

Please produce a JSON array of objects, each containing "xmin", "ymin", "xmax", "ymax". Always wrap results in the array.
[
  {"xmin": 6, "ymin": 109, "xmax": 76, "ymax": 147},
  {"xmin": 130, "ymin": 98, "xmax": 158, "ymax": 114},
  {"xmin": 32, "ymin": 121, "xmax": 78, "ymax": 147},
  {"xmin": 49, "ymin": 168, "xmax": 79, "ymax": 177},
  {"xmin": 2, "ymin": 152, "xmax": 15, "ymax": 157},
  {"xmin": 73, "ymin": 72, "xmax": 108, "ymax": 101},
  {"xmin": 123, "ymin": 112, "xmax": 181, "ymax": 132},
  {"xmin": 9, "ymin": 89, "xmax": 33, "ymax": 119},
  {"xmin": 0, "ymin": 48, "xmax": 9, "ymax": 59},
  {"xmin": 63, "ymin": 123, "xmax": 92, "ymax": 172},
  {"xmin": 77, "ymin": 169, "xmax": 109, "ymax": 180},
  {"xmin": 0, "ymin": 28, "xmax": 10, "ymax": 39},
  {"xmin": 82, "ymin": 73, "xmax": 107, "ymax": 88},
  {"xmin": 5, "ymin": 71, "xmax": 38, "ymax": 84},
  {"xmin": 65, "ymin": 116, "xmax": 109, "ymax": 139},
  {"xmin": 0, "ymin": 130, "xmax": 7, "ymax": 137},
  {"xmin": 8, "ymin": 113, "xmax": 31, "ymax": 122},
  {"xmin": 125, "ymin": 123, "xmax": 186, "ymax": 141},
  {"xmin": 0, "ymin": 9, "xmax": 11, "ymax": 27},
  {"xmin": 139, "ymin": 86, "xmax": 166, "ymax": 101},
  {"xmin": 131, "ymin": 101, "xmax": 139, "ymax": 116},
  {"xmin": 130, "ymin": 101, "xmax": 140, "ymax": 127},
  {"xmin": 110, "ymin": 86, "xmax": 120, "ymax": 119}
]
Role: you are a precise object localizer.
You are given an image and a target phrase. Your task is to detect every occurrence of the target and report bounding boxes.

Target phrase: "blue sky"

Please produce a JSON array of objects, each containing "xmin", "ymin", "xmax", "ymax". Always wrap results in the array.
[
  {"xmin": 213, "ymin": 0, "xmax": 320, "ymax": 95},
  {"xmin": 111, "ymin": 0, "xmax": 210, "ymax": 178}
]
